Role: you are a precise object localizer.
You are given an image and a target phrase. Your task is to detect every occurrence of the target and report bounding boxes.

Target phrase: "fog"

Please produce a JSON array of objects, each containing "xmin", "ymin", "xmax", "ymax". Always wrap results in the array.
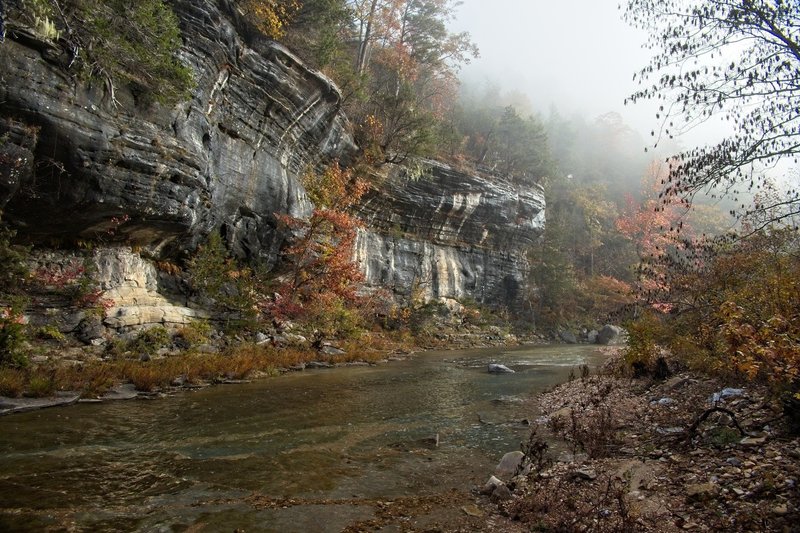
[{"xmin": 452, "ymin": 0, "xmax": 687, "ymax": 148}]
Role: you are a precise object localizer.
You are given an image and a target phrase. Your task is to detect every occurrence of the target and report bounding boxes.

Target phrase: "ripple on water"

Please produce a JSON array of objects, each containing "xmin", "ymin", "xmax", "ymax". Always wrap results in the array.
[{"xmin": 0, "ymin": 344, "xmax": 607, "ymax": 531}]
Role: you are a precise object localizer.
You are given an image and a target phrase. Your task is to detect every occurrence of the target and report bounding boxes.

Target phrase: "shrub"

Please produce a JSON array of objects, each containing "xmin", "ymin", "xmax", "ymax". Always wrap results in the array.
[
  {"xmin": 35, "ymin": 325, "xmax": 66, "ymax": 343},
  {"xmin": 175, "ymin": 319, "xmax": 212, "ymax": 348},
  {"xmin": 25, "ymin": 374, "xmax": 56, "ymax": 397},
  {"xmin": 9, "ymin": 0, "xmax": 194, "ymax": 105},
  {"xmin": 0, "ymin": 368, "xmax": 26, "ymax": 397},
  {"xmin": 623, "ymin": 310, "xmax": 664, "ymax": 376},
  {"xmin": 188, "ymin": 231, "xmax": 257, "ymax": 324},
  {"xmin": 0, "ymin": 217, "xmax": 30, "ymax": 295},
  {"xmin": 238, "ymin": 0, "xmax": 300, "ymax": 40},
  {"xmin": 0, "ymin": 306, "xmax": 28, "ymax": 369},
  {"xmin": 127, "ymin": 326, "xmax": 171, "ymax": 358}
]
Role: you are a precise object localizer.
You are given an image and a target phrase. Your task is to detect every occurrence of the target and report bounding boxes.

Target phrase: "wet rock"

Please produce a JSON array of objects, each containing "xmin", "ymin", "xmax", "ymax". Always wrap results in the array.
[
  {"xmin": 0, "ymin": 392, "xmax": 80, "ymax": 415},
  {"xmin": 587, "ymin": 329, "xmax": 598, "ymax": 343},
  {"xmin": 100, "ymin": 383, "xmax": 138, "ymax": 401},
  {"xmin": 306, "ymin": 361, "xmax": 334, "ymax": 369},
  {"xmin": 495, "ymin": 451, "xmax": 525, "ymax": 479},
  {"xmin": 488, "ymin": 363, "xmax": 515, "ymax": 374}
]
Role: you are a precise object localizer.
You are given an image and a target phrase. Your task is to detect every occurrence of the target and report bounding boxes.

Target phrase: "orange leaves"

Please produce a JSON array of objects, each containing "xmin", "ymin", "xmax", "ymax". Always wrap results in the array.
[
  {"xmin": 649, "ymin": 228, "xmax": 800, "ymax": 393},
  {"xmin": 270, "ymin": 163, "xmax": 369, "ymax": 321},
  {"xmin": 301, "ymin": 161, "xmax": 369, "ymax": 211}
]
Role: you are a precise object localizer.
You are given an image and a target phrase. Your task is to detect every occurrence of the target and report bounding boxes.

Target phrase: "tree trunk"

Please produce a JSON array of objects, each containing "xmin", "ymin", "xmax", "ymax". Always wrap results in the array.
[{"xmin": 356, "ymin": 0, "xmax": 379, "ymax": 75}]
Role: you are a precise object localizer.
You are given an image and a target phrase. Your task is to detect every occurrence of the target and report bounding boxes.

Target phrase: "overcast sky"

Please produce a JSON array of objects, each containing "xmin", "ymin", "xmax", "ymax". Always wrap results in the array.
[{"xmin": 452, "ymin": 0, "xmax": 657, "ymax": 138}]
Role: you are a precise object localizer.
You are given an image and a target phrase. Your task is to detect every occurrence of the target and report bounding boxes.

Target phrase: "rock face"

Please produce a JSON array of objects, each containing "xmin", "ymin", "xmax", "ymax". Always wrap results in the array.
[
  {"xmin": 354, "ymin": 161, "xmax": 545, "ymax": 308},
  {"xmin": 0, "ymin": 0, "xmax": 355, "ymax": 263},
  {"xmin": 0, "ymin": 2, "xmax": 544, "ymax": 318},
  {"xmin": 97, "ymin": 248, "xmax": 209, "ymax": 330}
]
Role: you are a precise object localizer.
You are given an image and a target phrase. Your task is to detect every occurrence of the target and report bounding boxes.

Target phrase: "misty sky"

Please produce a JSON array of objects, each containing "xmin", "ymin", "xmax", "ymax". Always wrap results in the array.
[{"xmin": 452, "ymin": 0, "xmax": 657, "ymax": 138}]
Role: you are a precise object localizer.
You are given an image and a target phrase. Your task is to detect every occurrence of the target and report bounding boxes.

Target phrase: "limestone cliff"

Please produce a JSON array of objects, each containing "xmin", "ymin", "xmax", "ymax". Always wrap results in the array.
[
  {"xmin": 355, "ymin": 161, "xmax": 544, "ymax": 308},
  {"xmin": 0, "ymin": 0, "xmax": 544, "ymax": 330},
  {"xmin": 0, "ymin": 0, "xmax": 355, "ymax": 263}
]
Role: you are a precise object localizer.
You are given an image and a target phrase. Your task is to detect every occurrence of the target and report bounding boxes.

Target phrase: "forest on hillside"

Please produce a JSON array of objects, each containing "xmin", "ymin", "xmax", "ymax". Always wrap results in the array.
[{"xmin": 259, "ymin": 0, "xmax": 800, "ymax": 411}]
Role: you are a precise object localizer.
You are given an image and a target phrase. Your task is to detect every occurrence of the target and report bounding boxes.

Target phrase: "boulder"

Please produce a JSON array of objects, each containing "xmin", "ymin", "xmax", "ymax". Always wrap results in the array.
[
  {"xmin": 559, "ymin": 330, "xmax": 578, "ymax": 344},
  {"xmin": 490, "ymin": 484, "xmax": 513, "ymax": 502},
  {"xmin": 595, "ymin": 324, "xmax": 623, "ymax": 345},
  {"xmin": 488, "ymin": 363, "xmax": 515, "ymax": 374},
  {"xmin": 481, "ymin": 475, "xmax": 505, "ymax": 495},
  {"xmin": 495, "ymin": 450, "xmax": 525, "ymax": 479},
  {"xmin": 320, "ymin": 344, "xmax": 346, "ymax": 356},
  {"xmin": 75, "ymin": 315, "xmax": 106, "ymax": 345}
]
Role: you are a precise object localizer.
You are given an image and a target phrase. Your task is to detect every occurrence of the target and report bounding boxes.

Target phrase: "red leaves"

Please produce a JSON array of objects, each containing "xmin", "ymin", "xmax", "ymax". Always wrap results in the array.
[{"xmin": 268, "ymin": 163, "xmax": 369, "ymax": 322}]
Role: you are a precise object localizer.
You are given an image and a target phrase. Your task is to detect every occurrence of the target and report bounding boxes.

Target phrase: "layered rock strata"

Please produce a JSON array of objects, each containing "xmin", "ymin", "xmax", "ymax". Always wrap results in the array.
[
  {"xmin": 0, "ymin": 0, "xmax": 355, "ymax": 262},
  {"xmin": 0, "ymin": 1, "xmax": 545, "ymax": 330},
  {"xmin": 354, "ymin": 161, "xmax": 545, "ymax": 308}
]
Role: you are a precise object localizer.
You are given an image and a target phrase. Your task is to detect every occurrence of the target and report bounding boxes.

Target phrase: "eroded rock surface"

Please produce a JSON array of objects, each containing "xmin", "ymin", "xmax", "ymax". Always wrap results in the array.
[
  {"xmin": 354, "ymin": 161, "xmax": 545, "ymax": 307},
  {"xmin": 0, "ymin": 0, "xmax": 355, "ymax": 263},
  {"xmin": 0, "ymin": 2, "xmax": 544, "ymax": 318}
]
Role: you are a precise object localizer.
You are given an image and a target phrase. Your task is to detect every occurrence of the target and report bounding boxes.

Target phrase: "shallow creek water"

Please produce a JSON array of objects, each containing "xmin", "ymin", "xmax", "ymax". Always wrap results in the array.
[{"xmin": 0, "ymin": 344, "xmax": 606, "ymax": 532}]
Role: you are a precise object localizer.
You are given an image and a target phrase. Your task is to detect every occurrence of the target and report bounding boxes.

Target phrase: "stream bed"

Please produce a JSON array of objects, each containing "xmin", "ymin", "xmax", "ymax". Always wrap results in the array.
[{"xmin": 0, "ymin": 344, "xmax": 606, "ymax": 532}]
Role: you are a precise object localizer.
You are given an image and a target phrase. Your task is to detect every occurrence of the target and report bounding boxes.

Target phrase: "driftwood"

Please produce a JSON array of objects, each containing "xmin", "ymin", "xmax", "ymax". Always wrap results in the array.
[{"xmin": 686, "ymin": 406, "xmax": 749, "ymax": 441}]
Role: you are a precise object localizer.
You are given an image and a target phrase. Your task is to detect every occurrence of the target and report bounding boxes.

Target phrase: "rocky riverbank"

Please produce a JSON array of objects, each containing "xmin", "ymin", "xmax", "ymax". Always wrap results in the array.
[{"xmin": 480, "ymin": 349, "xmax": 800, "ymax": 532}]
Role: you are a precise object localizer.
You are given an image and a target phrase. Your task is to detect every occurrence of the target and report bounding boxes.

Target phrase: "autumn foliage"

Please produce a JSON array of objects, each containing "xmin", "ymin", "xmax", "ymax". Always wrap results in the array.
[
  {"xmin": 239, "ymin": 0, "xmax": 301, "ymax": 39},
  {"xmin": 269, "ymin": 163, "xmax": 370, "ymax": 333}
]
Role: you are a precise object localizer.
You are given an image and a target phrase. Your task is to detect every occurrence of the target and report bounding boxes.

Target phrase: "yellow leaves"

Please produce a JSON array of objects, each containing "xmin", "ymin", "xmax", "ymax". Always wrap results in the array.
[
  {"xmin": 240, "ymin": 0, "xmax": 301, "ymax": 39},
  {"xmin": 301, "ymin": 161, "xmax": 370, "ymax": 211}
]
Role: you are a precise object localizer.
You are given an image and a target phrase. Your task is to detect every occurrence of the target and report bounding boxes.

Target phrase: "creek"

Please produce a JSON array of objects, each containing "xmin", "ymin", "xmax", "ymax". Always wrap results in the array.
[{"xmin": 0, "ymin": 344, "xmax": 606, "ymax": 532}]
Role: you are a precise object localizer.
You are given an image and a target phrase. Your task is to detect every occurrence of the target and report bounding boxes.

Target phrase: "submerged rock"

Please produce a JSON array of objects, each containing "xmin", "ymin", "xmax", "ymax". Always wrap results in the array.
[{"xmin": 488, "ymin": 363, "xmax": 515, "ymax": 374}]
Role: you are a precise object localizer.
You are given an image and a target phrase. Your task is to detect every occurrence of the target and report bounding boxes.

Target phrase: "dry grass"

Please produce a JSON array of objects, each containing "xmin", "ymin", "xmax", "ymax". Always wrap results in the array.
[
  {"xmin": 0, "ymin": 368, "xmax": 26, "ymax": 397},
  {"xmin": 0, "ymin": 328, "xmax": 421, "ymax": 399}
]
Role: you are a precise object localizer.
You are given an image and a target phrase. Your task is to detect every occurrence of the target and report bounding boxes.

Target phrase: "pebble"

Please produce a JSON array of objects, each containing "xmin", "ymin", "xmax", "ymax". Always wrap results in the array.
[
  {"xmin": 461, "ymin": 504, "xmax": 484, "ymax": 517},
  {"xmin": 568, "ymin": 467, "xmax": 598, "ymax": 481}
]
